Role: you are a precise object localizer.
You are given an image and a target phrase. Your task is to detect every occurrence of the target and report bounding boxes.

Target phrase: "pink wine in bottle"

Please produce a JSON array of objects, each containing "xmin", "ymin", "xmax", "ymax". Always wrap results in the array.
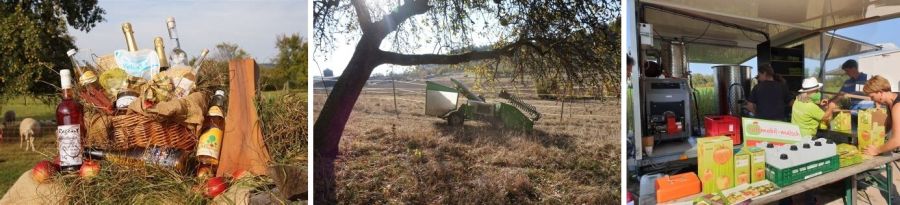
[{"xmin": 57, "ymin": 69, "xmax": 84, "ymax": 172}]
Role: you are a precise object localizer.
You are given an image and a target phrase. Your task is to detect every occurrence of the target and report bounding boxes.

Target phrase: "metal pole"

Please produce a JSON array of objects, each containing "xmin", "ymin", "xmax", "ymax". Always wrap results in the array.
[
  {"xmin": 391, "ymin": 70, "xmax": 399, "ymax": 118},
  {"xmin": 631, "ymin": 0, "xmax": 644, "ymax": 163}
]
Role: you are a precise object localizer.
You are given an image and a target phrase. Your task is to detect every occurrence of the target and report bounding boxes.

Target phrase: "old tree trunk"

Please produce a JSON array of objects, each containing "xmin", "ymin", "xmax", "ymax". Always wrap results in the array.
[{"xmin": 312, "ymin": 0, "xmax": 534, "ymax": 202}]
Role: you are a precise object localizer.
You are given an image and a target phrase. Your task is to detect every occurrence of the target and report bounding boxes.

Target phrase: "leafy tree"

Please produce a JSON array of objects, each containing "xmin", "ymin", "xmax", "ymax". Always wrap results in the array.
[
  {"xmin": 274, "ymin": 34, "xmax": 308, "ymax": 89},
  {"xmin": 212, "ymin": 42, "xmax": 250, "ymax": 61},
  {"xmin": 0, "ymin": 1, "xmax": 105, "ymax": 100},
  {"xmin": 313, "ymin": 0, "xmax": 620, "ymax": 202}
]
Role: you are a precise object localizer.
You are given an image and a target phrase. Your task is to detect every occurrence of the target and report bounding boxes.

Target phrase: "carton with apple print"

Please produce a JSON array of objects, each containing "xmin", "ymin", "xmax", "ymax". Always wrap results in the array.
[
  {"xmin": 748, "ymin": 147, "xmax": 766, "ymax": 183},
  {"xmin": 734, "ymin": 149, "xmax": 751, "ymax": 186},
  {"xmin": 697, "ymin": 136, "xmax": 734, "ymax": 194},
  {"xmin": 858, "ymin": 108, "xmax": 887, "ymax": 151}
]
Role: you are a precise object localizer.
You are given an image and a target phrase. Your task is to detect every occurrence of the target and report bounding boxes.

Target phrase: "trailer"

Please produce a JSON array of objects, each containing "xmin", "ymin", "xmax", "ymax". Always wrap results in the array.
[{"xmin": 625, "ymin": 0, "xmax": 900, "ymax": 203}]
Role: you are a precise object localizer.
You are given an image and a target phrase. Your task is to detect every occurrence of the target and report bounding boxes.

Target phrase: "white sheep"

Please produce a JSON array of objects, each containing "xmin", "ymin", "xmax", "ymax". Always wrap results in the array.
[{"xmin": 19, "ymin": 118, "xmax": 40, "ymax": 151}]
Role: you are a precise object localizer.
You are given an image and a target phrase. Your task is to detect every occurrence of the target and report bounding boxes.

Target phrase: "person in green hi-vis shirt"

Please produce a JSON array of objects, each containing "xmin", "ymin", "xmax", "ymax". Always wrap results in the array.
[{"xmin": 791, "ymin": 77, "xmax": 840, "ymax": 138}]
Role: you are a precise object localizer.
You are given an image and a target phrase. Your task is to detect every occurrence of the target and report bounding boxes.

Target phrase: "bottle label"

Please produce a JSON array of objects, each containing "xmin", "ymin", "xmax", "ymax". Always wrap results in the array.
[
  {"xmin": 57, "ymin": 125, "xmax": 83, "ymax": 166},
  {"xmin": 146, "ymin": 147, "xmax": 177, "ymax": 166},
  {"xmin": 197, "ymin": 128, "xmax": 223, "ymax": 159}
]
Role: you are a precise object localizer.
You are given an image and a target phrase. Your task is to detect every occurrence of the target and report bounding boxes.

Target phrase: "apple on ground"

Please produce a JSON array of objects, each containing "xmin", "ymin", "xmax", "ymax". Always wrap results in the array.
[
  {"xmin": 79, "ymin": 159, "xmax": 101, "ymax": 179},
  {"xmin": 31, "ymin": 160, "xmax": 57, "ymax": 183},
  {"xmin": 231, "ymin": 169, "xmax": 251, "ymax": 180},
  {"xmin": 204, "ymin": 176, "xmax": 229, "ymax": 198}
]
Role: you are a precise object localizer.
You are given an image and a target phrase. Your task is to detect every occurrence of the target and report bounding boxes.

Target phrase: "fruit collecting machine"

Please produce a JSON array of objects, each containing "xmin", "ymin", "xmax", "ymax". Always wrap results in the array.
[{"xmin": 424, "ymin": 78, "xmax": 541, "ymax": 130}]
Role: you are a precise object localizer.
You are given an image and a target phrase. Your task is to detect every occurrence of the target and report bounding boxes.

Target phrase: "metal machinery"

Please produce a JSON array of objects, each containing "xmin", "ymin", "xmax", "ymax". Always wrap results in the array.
[
  {"xmin": 712, "ymin": 65, "xmax": 753, "ymax": 116},
  {"xmin": 642, "ymin": 78, "xmax": 692, "ymax": 141},
  {"xmin": 424, "ymin": 78, "xmax": 541, "ymax": 130}
]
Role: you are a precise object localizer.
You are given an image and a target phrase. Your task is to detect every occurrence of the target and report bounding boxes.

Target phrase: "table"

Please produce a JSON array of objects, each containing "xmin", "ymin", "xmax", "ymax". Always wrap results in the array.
[{"xmin": 666, "ymin": 153, "xmax": 900, "ymax": 205}]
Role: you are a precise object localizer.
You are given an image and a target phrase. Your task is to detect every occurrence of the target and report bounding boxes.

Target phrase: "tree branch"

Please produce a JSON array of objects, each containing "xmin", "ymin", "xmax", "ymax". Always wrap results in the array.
[
  {"xmin": 379, "ymin": 40, "xmax": 531, "ymax": 66},
  {"xmin": 351, "ymin": 0, "xmax": 373, "ymax": 32},
  {"xmin": 369, "ymin": 0, "xmax": 431, "ymax": 39}
]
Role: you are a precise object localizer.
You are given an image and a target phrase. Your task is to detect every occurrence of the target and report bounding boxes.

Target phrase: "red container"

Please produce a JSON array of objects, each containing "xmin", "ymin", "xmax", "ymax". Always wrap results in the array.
[{"xmin": 705, "ymin": 115, "xmax": 741, "ymax": 145}]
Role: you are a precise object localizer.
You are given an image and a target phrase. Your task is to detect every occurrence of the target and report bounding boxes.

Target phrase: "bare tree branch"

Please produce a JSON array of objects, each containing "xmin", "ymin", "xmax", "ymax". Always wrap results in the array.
[
  {"xmin": 378, "ymin": 40, "xmax": 530, "ymax": 66},
  {"xmin": 369, "ymin": 0, "xmax": 431, "ymax": 39}
]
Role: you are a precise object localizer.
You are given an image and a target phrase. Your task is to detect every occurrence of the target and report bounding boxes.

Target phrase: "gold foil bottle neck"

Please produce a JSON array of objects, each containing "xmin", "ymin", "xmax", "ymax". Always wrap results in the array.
[
  {"xmin": 121, "ymin": 22, "xmax": 138, "ymax": 51},
  {"xmin": 154, "ymin": 37, "xmax": 169, "ymax": 69}
]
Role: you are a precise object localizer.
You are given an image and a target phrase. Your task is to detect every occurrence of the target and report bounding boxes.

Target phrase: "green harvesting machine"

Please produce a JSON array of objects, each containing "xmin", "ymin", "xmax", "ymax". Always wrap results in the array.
[{"xmin": 425, "ymin": 78, "xmax": 541, "ymax": 130}]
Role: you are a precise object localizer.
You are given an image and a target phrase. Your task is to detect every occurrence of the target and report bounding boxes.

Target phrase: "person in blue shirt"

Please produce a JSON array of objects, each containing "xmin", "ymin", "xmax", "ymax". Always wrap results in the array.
[
  {"xmin": 840, "ymin": 60, "xmax": 872, "ymax": 110},
  {"xmin": 838, "ymin": 60, "xmax": 873, "ymax": 132}
]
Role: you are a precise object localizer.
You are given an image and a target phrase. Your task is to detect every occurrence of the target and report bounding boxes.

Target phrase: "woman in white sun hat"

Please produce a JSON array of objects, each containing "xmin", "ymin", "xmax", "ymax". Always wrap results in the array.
[{"xmin": 791, "ymin": 77, "xmax": 840, "ymax": 138}]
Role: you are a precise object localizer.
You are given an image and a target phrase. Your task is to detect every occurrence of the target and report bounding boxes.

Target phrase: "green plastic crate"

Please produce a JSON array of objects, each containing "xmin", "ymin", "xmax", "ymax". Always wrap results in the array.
[{"xmin": 766, "ymin": 155, "xmax": 839, "ymax": 187}]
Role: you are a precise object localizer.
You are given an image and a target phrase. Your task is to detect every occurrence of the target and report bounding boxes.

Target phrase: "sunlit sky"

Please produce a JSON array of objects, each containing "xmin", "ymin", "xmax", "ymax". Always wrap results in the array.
[
  {"xmin": 67, "ymin": 0, "xmax": 308, "ymax": 64},
  {"xmin": 311, "ymin": 2, "xmax": 511, "ymax": 77}
]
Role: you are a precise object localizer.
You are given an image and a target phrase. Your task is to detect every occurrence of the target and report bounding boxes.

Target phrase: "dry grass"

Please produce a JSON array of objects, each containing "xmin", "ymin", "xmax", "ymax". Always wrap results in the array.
[{"xmin": 314, "ymin": 90, "xmax": 620, "ymax": 204}]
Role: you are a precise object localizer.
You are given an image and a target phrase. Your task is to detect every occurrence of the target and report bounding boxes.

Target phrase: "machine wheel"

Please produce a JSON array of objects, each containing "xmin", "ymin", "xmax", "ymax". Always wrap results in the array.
[{"xmin": 448, "ymin": 111, "xmax": 464, "ymax": 126}]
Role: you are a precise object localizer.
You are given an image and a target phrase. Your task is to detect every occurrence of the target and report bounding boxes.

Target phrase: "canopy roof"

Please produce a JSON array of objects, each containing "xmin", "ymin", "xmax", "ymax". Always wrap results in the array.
[{"xmin": 641, "ymin": 0, "xmax": 900, "ymax": 64}]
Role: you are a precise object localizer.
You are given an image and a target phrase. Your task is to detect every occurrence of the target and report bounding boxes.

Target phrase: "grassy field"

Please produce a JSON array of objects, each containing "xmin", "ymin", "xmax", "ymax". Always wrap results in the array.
[
  {"xmin": 0, "ymin": 96, "xmax": 56, "ymax": 195},
  {"xmin": 0, "ymin": 90, "xmax": 308, "ymax": 200},
  {"xmin": 314, "ymin": 88, "xmax": 620, "ymax": 203},
  {"xmin": 0, "ymin": 96, "xmax": 56, "ymax": 121}
]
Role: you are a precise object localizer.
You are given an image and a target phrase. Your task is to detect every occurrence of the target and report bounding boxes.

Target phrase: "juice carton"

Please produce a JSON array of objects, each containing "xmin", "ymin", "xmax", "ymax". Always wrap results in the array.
[
  {"xmin": 858, "ymin": 108, "xmax": 887, "ymax": 151},
  {"xmin": 734, "ymin": 149, "xmax": 751, "ymax": 186},
  {"xmin": 697, "ymin": 136, "xmax": 734, "ymax": 193},
  {"xmin": 749, "ymin": 147, "xmax": 766, "ymax": 183},
  {"xmin": 831, "ymin": 110, "xmax": 851, "ymax": 134}
]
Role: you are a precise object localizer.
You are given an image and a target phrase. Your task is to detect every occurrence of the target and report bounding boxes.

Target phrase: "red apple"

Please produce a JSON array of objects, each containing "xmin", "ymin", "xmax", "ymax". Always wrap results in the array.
[
  {"xmin": 31, "ymin": 160, "xmax": 57, "ymax": 183},
  {"xmin": 231, "ymin": 169, "xmax": 250, "ymax": 180},
  {"xmin": 79, "ymin": 160, "xmax": 101, "ymax": 179},
  {"xmin": 197, "ymin": 166, "xmax": 214, "ymax": 179},
  {"xmin": 205, "ymin": 177, "xmax": 228, "ymax": 198}
]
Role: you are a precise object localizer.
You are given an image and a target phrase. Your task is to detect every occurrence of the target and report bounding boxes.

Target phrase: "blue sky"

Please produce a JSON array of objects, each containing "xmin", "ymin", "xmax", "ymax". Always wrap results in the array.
[{"xmin": 67, "ymin": 0, "xmax": 308, "ymax": 64}]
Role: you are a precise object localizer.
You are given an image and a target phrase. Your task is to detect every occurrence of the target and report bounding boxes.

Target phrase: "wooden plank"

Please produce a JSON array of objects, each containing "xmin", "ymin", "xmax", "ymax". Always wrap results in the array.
[{"xmin": 665, "ymin": 153, "xmax": 900, "ymax": 204}]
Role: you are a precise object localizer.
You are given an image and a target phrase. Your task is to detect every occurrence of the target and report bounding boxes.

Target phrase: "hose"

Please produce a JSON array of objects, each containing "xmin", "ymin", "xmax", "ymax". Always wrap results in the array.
[
  {"xmin": 687, "ymin": 73, "xmax": 702, "ymax": 133},
  {"xmin": 727, "ymin": 83, "xmax": 745, "ymax": 116}
]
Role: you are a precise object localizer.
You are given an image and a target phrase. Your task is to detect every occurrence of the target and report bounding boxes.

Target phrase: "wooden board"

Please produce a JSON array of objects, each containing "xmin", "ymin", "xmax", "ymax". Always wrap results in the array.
[{"xmin": 217, "ymin": 58, "xmax": 271, "ymax": 176}]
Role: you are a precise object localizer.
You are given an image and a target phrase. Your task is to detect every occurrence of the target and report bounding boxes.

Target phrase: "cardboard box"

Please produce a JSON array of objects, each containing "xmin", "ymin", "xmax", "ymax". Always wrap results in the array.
[
  {"xmin": 830, "ymin": 110, "xmax": 852, "ymax": 134},
  {"xmin": 697, "ymin": 136, "xmax": 734, "ymax": 193},
  {"xmin": 749, "ymin": 147, "xmax": 766, "ymax": 183},
  {"xmin": 858, "ymin": 108, "xmax": 887, "ymax": 151},
  {"xmin": 655, "ymin": 172, "xmax": 701, "ymax": 203},
  {"xmin": 734, "ymin": 150, "xmax": 751, "ymax": 186},
  {"xmin": 742, "ymin": 118, "xmax": 803, "ymax": 146}
]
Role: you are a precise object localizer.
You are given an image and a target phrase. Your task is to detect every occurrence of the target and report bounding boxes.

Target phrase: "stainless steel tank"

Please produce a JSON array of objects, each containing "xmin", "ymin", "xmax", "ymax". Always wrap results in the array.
[
  {"xmin": 669, "ymin": 41, "xmax": 688, "ymax": 78},
  {"xmin": 712, "ymin": 65, "xmax": 752, "ymax": 116}
]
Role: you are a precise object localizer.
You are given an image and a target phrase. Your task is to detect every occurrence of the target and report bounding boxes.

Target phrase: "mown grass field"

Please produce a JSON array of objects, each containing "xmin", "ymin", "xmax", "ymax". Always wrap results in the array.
[{"xmin": 314, "ymin": 87, "xmax": 620, "ymax": 203}]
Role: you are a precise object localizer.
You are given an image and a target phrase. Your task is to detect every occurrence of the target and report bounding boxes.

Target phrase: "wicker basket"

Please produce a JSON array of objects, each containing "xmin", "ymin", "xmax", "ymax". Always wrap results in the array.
[{"xmin": 109, "ymin": 113, "xmax": 198, "ymax": 151}]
